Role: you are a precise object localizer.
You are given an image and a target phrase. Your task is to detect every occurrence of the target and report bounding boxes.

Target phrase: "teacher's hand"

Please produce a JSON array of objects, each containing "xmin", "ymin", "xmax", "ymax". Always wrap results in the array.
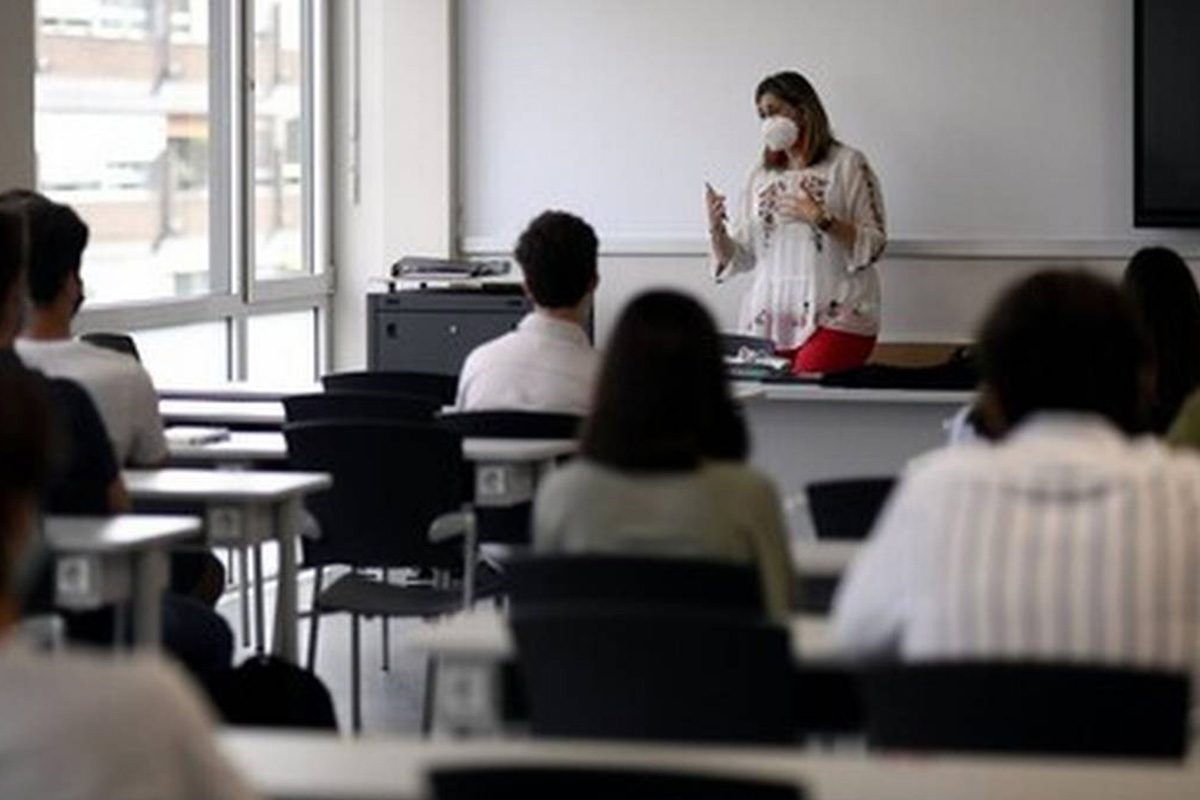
[
  {"xmin": 705, "ymin": 183, "xmax": 728, "ymax": 233},
  {"xmin": 777, "ymin": 189, "xmax": 823, "ymax": 226}
]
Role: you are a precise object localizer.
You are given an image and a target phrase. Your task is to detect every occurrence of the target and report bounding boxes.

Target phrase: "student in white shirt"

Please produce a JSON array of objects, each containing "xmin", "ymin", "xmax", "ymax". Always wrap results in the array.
[
  {"xmin": 7, "ymin": 191, "xmax": 168, "ymax": 466},
  {"xmin": 455, "ymin": 210, "xmax": 600, "ymax": 414},
  {"xmin": 0, "ymin": 368, "xmax": 257, "ymax": 800},
  {"xmin": 833, "ymin": 271, "xmax": 1200, "ymax": 680},
  {"xmin": 534, "ymin": 291, "xmax": 793, "ymax": 619}
]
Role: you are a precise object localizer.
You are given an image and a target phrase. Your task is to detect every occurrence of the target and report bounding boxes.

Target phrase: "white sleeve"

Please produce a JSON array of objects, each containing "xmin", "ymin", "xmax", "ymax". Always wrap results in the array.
[
  {"xmin": 128, "ymin": 367, "xmax": 169, "ymax": 465},
  {"xmin": 830, "ymin": 475, "xmax": 921, "ymax": 659},
  {"xmin": 843, "ymin": 150, "xmax": 887, "ymax": 272},
  {"xmin": 715, "ymin": 172, "xmax": 757, "ymax": 280}
]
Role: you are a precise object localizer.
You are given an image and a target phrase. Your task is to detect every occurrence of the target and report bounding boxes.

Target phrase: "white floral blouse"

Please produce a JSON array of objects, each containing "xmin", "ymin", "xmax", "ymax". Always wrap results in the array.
[{"xmin": 718, "ymin": 143, "xmax": 887, "ymax": 351}]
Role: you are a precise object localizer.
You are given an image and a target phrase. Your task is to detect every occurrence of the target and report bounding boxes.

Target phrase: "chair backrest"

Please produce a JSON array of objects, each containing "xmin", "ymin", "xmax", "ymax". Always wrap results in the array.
[
  {"xmin": 438, "ymin": 409, "xmax": 583, "ymax": 440},
  {"xmin": 505, "ymin": 555, "xmax": 765, "ymax": 617},
  {"xmin": 429, "ymin": 766, "xmax": 804, "ymax": 800},
  {"xmin": 283, "ymin": 392, "xmax": 440, "ymax": 424},
  {"xmin": 80, "ymin": 332, "xmax": 141, "ymax": 362},
  {"xmin": 512, "ymin": 608, "xmax": 795, "ymax": 743},
  {"xmin": 322, "ymin": 370, "xmax": 458, "ymax": 405},
  {"xmin": 283, "ymin": 420, "xmax": 463, "ymax": 569},
  {"xmin": 860, "ymin": 661, "xmax": 1191, "ymax": 758},
  {"xmin": 804, "ymin": 477, "xmax": 895, "ymax": 540}
]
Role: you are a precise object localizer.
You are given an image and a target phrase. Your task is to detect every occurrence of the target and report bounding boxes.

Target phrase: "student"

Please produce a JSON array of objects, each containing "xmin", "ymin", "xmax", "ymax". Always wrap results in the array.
[
  {"xmin": 455, "ymin": 210, "xmax": 600, "ymax": 414},
  {"xmin": 533, "ymin": 290, "xmax": 792, "ymax": 619},
  {"xmin": 833, "ymin": 271, "xmax": 1200, "ymax": 678},
  {"xmin": 6, "ymin": 191, "xmax": 168, "ymax": 466},
  {"xmin": 1122, "ymin": 246, "xmax": 1200, "ymax": 433},
  {"xmin": 0, "ymin": 368, "xmax": 258, "ymax": 800}
]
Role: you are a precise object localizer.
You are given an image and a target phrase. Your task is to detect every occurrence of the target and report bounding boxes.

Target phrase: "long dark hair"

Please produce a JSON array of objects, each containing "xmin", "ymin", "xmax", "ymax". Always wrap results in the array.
[
  {"xmin": 755, "ymin": 71, "xmax": 837, "ymax": 170},
  {"xmin": 581, "ymin": 291, "xmax": 748, "ymax": 471},
  {"xmin": 1122, "ymin": 247, "xmax": 1200, "ymax": 432}
]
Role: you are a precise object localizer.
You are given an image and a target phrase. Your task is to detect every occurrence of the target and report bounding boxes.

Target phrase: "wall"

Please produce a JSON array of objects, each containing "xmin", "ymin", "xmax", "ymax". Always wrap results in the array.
[
  {"xmin": 0, "ymin": 0, "xmax": 35, "ymax": 190},
  {"xmin": 333, "ymin": 0, "xmax": 1200, "ymax": 361},
  {"xmin": 331, "ymin": 0, "xmax": 455, "ymax": 370}
]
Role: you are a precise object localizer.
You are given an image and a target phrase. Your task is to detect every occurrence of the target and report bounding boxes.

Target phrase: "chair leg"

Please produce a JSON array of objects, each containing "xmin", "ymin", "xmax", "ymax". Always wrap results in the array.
[
  {"xmin": 421, "ymin": 655, "xmax": 437, "ymax": 736},
  {"xmin": 351, "ymin": 611, "xmax": 362, "ymax": 734},
  {"xmin": 380, "ymin": 569, "xmax": 391, "ymax": 672},
  {"xmin": 238, "ymin": 546, "xmax": 251, "ymax": 648},
  {"xmin": 306, "ymin": 566, "xmax": 324, "ymax": 671}
]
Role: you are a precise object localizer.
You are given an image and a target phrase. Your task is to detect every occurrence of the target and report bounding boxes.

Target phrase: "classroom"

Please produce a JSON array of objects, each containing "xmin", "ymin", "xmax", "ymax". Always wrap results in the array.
[{"xmin": 1, "ymin": 1, "xmax": 1199, "ymax": 798}]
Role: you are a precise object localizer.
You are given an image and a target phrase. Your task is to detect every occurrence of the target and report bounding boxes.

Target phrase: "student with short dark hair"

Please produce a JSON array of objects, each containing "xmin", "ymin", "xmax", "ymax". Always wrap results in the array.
[
  {"xmin": 533, "ymin": 291, "xmax": 792, "ymax": 619},
  {"xmin": 6, "ymin": 190, "xmax": 169, "ymax": 466},
  {"xmin": 0, "ymin": 368, "xmax": 258, "ymax": 800},
  {"xmin": 1122, "ymin": 246, "xmax": 1200, "ymax": 433},
  {"xmin": 455, "ymin": 210, "xmax": 600, "ymax": 413},
  {"xmin": 833, "ymin": 271, "xmax": 1200, "ymax": 680}
]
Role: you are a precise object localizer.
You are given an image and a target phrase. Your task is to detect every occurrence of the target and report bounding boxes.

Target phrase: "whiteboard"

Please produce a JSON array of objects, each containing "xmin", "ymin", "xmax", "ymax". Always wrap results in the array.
[{"xmin": 458, "ymin": 0, "xmax": 1141, "ymax": 249}]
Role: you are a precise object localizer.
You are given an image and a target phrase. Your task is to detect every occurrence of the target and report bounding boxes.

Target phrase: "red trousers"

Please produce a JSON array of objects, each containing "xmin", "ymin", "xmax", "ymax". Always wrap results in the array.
[{"xmin": 780, "ymin": 327, "xmax": 876, "ymax": 375}]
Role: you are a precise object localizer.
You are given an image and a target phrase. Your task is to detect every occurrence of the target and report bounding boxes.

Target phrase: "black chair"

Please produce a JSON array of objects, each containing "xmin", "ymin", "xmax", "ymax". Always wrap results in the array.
[
  {"xmin": 430, "ymin": 766, "xmax": 804, "ymax": 800},
  {"xmin": 283, "ymin": 392, "xmax": 440, "ymax": 424},
  {"xmin": 81, "ymin": 331, "xmax": 141, "ymax": 361},
  {"xmin": 284, "ymin": 419, "xmax": 467, "ymax": 731},
  {"xmin": 512, "ymin": 608, "xmax": 795, "ymax": 743},
  {"xmin": 322, "ymin": 370, "xmax": 458, "ymax": 405},
  {"xmin": 436, "ymin": 411, "xmax": 582, "ymax": 551},
  {"xmin": 505, "ymin": 554, "xmax": 765, "ymax": 617},
  {"xmin": 860, "ymin": 661, "xmax": 1191, "ymax": 758},
  {"xmin": 804, "ymin": 477, "xmax": 895, "ymax": 540}
]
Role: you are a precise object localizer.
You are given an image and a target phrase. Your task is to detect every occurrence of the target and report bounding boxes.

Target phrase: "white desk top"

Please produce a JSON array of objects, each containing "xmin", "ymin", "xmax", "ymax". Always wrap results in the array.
[
  {"xmin": 220, "ymin": 730, "xmax": 1200, "ymax": 800},
  {"xmin": 406, "ymin": 608, "xmax": 834, "ymax": 662},
  {"xmin": 44, "ymin": 514, "xmax": 203, "ymax": 553},
  {"xmin": 158, "ymin": 382, "xmax": 319, "ymax": 402},
  {"xmin": 462, "ymin": 438, "xmax": 578, "ymax": 463},
  {"xmin": 123, "ymin": 468, "xmax": 330, "ymax": 503},
  {"xmin": 168, "ymin": 431, "xmax": 289, "ymax": 464},
  {"xmin": 791, "ymin": 540, "xmax": 860, "ymax": 576},
  {"xmin": 159, "ymin": 398, "xmax": 287, "ymax": 427},
  {"xmin": 751, "ymin": 383, "xmax": 975, "ymax": 405}
]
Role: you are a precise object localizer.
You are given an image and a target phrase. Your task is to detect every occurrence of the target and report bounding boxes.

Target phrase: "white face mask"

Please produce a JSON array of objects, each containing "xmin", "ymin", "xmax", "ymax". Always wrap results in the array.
[{"xmin": 762, "ymin": 116, "xmax": 800, "ymax": 152}]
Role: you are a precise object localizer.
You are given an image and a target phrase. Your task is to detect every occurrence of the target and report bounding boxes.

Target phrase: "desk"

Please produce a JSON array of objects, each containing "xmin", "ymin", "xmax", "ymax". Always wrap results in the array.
[
  {"xmin": 158, "ymin": 381, "xmax": 319, "ymax": 402},
  {"xmin": 44, "ymin": 515, "xmax": 202, "ymax": 649},
  {"xmin": 159, "ymin": 398, "xmax": 287, "ymax": 429},
  {"xmin": 220, "ymin": 730, "xmax": 1200, "ymax": 800},
  {"xmin": 123, "ymin": 469, "xmax": 331, "ymax": 662},
  {"xmin": 739, "ymin": 384, "xmax": 971, "ymax": 538},
  {"xmin": 406, "ymin": 608, "xmax": 832, "ymax": 734},
  {"xmin": 167, "ymin": 431, "xmax": 289, "ymax": 466},
  {"xmin": 792, "ymin": 540, "xmax": 860, "ymax": 577}
]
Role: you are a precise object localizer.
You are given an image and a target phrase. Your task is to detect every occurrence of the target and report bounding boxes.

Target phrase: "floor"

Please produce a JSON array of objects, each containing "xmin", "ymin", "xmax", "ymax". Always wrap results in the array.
[{"xmin": 216, "ymin": 553, "xmax": 429, "ymax": 735}]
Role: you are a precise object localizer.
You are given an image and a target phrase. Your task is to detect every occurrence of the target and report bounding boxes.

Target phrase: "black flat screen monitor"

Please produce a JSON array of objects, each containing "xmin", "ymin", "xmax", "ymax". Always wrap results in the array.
[{"xmin": 1135, "ymin": 0, "xmax": 1200, "ymax": 228}]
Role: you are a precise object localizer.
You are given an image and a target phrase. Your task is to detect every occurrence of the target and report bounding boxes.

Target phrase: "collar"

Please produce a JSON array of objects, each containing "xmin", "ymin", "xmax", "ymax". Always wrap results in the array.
[
  {"xmin": 1007, "ymin": 412, "xmax": 1127, "ymax": 451},
  {"xmin": 517, "ymin": 311, "xmax": 590, "ymax": 346}
]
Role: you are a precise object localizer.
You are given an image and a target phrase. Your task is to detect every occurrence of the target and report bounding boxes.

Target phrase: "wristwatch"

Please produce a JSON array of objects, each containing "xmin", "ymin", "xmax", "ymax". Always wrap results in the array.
[{"xmin": 815, "ymin": 208, "xmax": 834, "ymax": 232}]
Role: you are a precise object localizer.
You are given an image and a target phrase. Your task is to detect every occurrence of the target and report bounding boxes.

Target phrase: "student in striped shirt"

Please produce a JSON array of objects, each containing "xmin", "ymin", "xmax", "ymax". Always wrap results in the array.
[{"xmin": 833, "ymin": 271, "xmax": 1200, "ymax": 680}]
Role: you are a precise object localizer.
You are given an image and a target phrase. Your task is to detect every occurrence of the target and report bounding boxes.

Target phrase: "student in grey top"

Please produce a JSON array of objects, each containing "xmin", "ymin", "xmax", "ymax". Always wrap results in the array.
[{"xmin": 534, "ymin": 290, "xmax": 793, "ymax": 619}]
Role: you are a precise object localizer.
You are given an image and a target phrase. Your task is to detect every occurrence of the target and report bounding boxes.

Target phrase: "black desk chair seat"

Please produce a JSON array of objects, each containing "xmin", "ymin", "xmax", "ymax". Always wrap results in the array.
[
  {"xmin": 430, "ymin": 766, "xmax": 804, "ymax": 800},
  {"xmin": 861, "ymin": 661, "xmax": 1190, "ymax": 758},
  {"xmin": 283, "ymin": 392, "xmax": 440, "ymax": 424},
  {"xmin": 513, "ymin": 608, "xmax": 795, "ymax": 743},
  {"xmin": 322, "ymin": 370, "xmax": 458, "ymax": 406},
  {"xmin": 804, "ymin": 477, "xmax": 895, "ymax": 540}
]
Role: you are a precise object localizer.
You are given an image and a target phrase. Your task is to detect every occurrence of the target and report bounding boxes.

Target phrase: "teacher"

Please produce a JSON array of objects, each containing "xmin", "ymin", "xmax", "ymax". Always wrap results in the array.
[{"xmin": 707, "ymin": 71, "xmax": 887, "ymax": 375}]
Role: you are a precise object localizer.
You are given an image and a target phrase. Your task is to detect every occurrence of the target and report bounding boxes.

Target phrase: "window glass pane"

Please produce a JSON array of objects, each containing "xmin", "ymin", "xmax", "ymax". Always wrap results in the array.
[
  {"xmin": 133, "ymin": 320, "xmax": 229, "ymax": 386},
  {"xmin": 35, "ymin": 0, "xmax": 213, "ymax": 304},
  {"xmin": 253, "ymin": 0, "xmax": 306, "ymax": 280},
  {"xmin": 247, "ymin": 310, "xmax": 316, "ymax": 384}
]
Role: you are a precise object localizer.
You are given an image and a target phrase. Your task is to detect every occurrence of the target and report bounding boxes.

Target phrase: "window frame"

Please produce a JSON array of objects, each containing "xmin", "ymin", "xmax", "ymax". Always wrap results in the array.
[{"xmin": 64, "ymin": 0, "xmax": 333, "ymax": 383}]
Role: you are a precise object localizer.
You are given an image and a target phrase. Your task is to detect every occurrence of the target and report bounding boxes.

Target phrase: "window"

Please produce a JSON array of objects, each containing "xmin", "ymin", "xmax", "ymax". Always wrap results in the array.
[{"xmin": 36, "ymin": 0, "xmax": 330, "ymax": 385}]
